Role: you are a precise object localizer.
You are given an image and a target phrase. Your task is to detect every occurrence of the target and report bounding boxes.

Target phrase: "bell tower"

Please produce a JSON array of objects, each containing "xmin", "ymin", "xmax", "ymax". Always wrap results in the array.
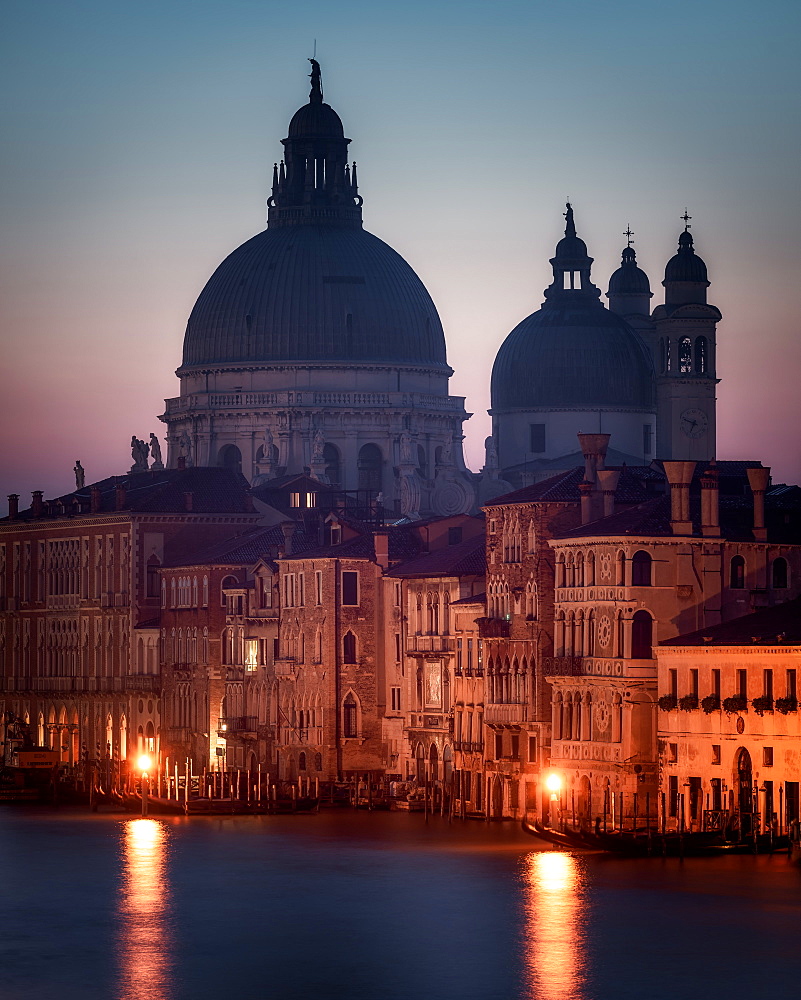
[{"xmin": 651, "ymin": 215, "xmax": 720, "ymax": 460}]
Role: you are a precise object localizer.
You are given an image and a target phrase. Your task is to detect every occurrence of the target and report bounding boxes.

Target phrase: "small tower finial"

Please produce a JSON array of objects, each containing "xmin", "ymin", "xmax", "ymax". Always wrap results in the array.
[
  {"xmin": 308, "ymin": 57, "xmax": 322, "ymax": 103},
  {"xmin": 624, "ymin": 225, "xmax": 634, "ymax": 248},
  {"xmin": 681, "ymin": 208, "xmax": 692, "ymax": 232}
]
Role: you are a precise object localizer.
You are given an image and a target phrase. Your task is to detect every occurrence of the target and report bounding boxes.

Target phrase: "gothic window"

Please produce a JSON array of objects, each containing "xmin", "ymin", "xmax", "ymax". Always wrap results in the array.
[
  {"xmin": 357, "ymin": 444, "xmax": 382, "ymax": 493},
  {"xmin": 772, "ymin": 557, "xmax": 788, "ymax": 589},
  {"xmin": 587, "ymin": 610, "xmax": 595, "ymax": 656},
  {"xmin": 202, "ymin": 575, "xmax": 209, "ymax": 607},
  {"xmin": 679, "ymin": 337, "xmax": 692, "ymax": 373},
  {"xmin": 146, "ymin": 556, "xmax": 160, "ymax": 598},
  {"xmin": 221, "ymin": 575, "xmax": 237, "ymax": 606},
  {"xmin": 730, "ymin": 555, "xmax": 745, "ymax": 590},
  {"xmin": 192, "ymin": 576, "xmax": 198, "ymax": 606},
  {"xmin": 586, "ymin": 551, "xmax": 595, "ymax": 586},
  {"xmin": 343, "ymin": 694, "xmax": 358, "ymax": 738},
  {"xmin": 170, "ymin": 579, "xmax": 176, "ymax": 607},
  {"xmin": 299, "ymin": 752, "xmax": 307, "ymax": 772},
  {"xmin": 315, "ymin": 752, "xmax": 323, "ymax": 771},
  {"xmin": 631, "ymin": 550, "xmax": 652, "ymax": 586},
  {"xmin": 695, "ymin": 336, "xmax": 708, "ymax": 374},
  {"xmin": 343, "ymin": 631, "xmax": 357, "ymax": 664},
  {"xmin": 631, "ymin": 610, "xmax": 653, "ymax": 659}
]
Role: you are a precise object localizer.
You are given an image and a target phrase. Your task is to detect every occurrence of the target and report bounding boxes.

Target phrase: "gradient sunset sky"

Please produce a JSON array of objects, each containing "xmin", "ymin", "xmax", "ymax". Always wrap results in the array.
[{"xmin": 2, "ymin": 0, "xmax": 800, "ymax": 508}]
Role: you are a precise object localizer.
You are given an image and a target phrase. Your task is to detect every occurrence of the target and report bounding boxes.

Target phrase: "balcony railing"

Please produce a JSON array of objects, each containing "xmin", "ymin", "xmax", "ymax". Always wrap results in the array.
[
  {"xmin": 165, "ymin": 727, "xmax": 192, "ymax": 744},
  {"xmin": 12, "ymin": 674, "xmax": 159, "ymax": 695},
  {"xmin": 218, "ymin": 716, "xmax": 258, "ymax": 736},
  {"xmin": 544, "ymin": 656, "xmax": 585, "ymax": 677},
  {"xmin": 406, "ymin": 635, "xmax": 455, "ymax": 654},
  {"xmin": 485, "ymin": 703, "xmax": 528, "ymax": 726}
]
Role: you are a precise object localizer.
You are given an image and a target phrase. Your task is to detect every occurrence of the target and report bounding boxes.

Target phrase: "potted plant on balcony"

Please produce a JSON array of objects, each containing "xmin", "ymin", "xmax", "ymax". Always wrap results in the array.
[
  {"xmin": 701, "ymin": 694, "xmax": 721, "ymax": 714},
  {"xmin": 751, "ymin": 696, "xmax": 774, "ymax": 716},
  {"xmin": 678, "ymin": 694, "xmax": 699, "ymax": 711},
  {"xmin": 658, "ymin": 694, "xmax": 678, "ymax": 711},
  {"xmin": 775, "ymin": 696, "xmax": 799, "ymax": 714},
  {"xmin": 722, "ymin": 695, "xmax": 748, "ymax": 713}
]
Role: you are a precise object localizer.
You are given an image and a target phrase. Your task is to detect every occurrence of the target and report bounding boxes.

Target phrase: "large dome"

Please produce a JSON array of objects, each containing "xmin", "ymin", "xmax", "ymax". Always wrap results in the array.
[
  {"xmin": 181, "ymin": 225, "xmax": 448, "ymax": 370},
  {"xmin": 491, "ymin": 299, "xmax": 655, "ymax": 410}
]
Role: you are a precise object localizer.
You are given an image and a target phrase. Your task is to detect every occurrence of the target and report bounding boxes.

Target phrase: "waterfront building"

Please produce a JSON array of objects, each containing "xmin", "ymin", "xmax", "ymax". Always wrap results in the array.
[
  {"xmin": 490, "ymin": 208, "xmax": 719, "ymax": 485},
  {"xmin": 0, "ymin": 468, "xmax": 257, "ymax": 771},
  {"xmin": 546, "ymin": 459, "xmax": 801, "ymax": 826},
  {"xmin": 383, "ymin": 530, "xmax": 485, "ymax": 802},
  {"xmin": 161, "ymin": 61, "xmax": 475, "ymax": 519},
  {"xmin": 657, "ymin": 597, "xmax": 801, "ymax": 835}
]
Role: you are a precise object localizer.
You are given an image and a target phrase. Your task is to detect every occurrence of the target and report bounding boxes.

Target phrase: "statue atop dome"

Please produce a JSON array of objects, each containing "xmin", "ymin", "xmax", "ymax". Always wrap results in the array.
[{"xmin": 308, "ymin": 58, "xmax": 323, "ymax": 103}]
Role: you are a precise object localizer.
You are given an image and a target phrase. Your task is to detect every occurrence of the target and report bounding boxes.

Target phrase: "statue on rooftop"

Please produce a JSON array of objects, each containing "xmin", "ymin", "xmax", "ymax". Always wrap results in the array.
[
  {"xmin": 149, "ymin": 433, "xmax": 163, "ymax": 469},
  {"xmin": 73, "ymin": 461, "xmax": 85, "ymax": 490}
]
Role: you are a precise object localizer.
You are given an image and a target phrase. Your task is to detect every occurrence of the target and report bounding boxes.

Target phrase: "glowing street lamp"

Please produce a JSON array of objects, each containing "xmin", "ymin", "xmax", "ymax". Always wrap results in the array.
[
  {"xmin": 138, "ymin": 754, "xmax": 152, "ymax": 817},
  {"xmin": 546, "ymin": 773, "xmax": 562, "ymax": 830}
]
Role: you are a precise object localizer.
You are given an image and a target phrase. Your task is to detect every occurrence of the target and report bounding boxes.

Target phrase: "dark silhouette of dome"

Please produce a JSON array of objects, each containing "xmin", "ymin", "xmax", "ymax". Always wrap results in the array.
[
  {"xmin": 608, "ymin": 246, "xmax": 652, "ymax": 295},
  {"xmin": 181, "ymin": 224, "xmax": 448, "ymax": 370},
  {"xmin": 491, "ymin": 301, "xmax": 654, "ymax": 410},
  {"xmin": 491, "ymin": 205, "xmax": 654, "ymax": 411},
  {"xmin": 664, "ymin": 230, "xmax": 709, "ymax": 284},
  {"xmin": 181, "ymin": 61, "xmax": 448, "ymax": 372},
  {"xmin": 287, "ymin": 101, "xmax": 344, "ymax": 139}
]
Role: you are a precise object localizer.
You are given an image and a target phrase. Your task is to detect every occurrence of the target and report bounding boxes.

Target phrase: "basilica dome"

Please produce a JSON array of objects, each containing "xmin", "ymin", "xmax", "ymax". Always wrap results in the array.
[
  {"xmin": 491, "ymin": 205, "xmax": 654, "ymax": 412},
  {"xmin": 180, "ymin": 61, "xmax": 448, "ymax": 373},
  {"xmin": 181, "ymin": 225, "xmax": 448, "ymax": 370}
]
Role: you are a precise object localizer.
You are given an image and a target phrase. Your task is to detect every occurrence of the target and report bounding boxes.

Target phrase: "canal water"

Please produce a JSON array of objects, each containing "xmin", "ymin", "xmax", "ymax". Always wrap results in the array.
[{"xmin": 0, "ymin": 809, "xmax": 798, "ymax": 1000}]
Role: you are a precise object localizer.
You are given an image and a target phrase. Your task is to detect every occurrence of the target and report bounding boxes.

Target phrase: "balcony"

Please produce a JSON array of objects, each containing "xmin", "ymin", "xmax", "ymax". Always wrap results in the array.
[
  {"xmin": 218, "ymin": 716, "xmax": 258, "ymax": 736},
  {"xmin": 406, "ymin": 635, "xmax": 455, "ymax": 655},
  {"xmin": 476, "ymin": 617, "xmax": 511, "ymax": 639},
  {"xmin": 485, "ymin": 703, "xmax": 528, "ymax": 726}
]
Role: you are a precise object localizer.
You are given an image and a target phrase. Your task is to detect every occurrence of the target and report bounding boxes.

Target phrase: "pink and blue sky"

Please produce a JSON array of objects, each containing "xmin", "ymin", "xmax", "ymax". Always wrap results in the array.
[{"xmin": 2, "ymin": 0, "xmax": 800, "ymax": 506}]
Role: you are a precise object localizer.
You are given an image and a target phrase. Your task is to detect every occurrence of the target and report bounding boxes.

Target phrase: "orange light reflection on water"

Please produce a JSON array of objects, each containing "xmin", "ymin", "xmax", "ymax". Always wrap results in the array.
[
  {"xmin": 521, "ymin": 851, "xmax": 587, "ymax": 1000},
  {"xmin": 118, "ymin": 819, "xmax": 173, "ymax": 1000}
]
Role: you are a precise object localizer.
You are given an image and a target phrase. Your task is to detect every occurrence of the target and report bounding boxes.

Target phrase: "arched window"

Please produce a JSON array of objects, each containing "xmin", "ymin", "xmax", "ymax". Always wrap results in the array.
[
  {"xmin": 631, "ymin": 550, "xmax": 652, "ymax": 587},
  {"xmin": 343, "ymin": 694, "xmax": 358, "ymax": 738},
  {"xmin": 772, "ymin": 557, "xmax": 788, "ymax": 589},
  {"xmin": 343, "ymin": 631, "xmax": 357, "ymax": 664},
  {"xmin": 298, "ymin": 752, "xmax": 307, "ymax": 772},
  {"xmin": 218, "ymin": 444, "xmax": 242, "ymax": 474},
  {"xmin": 202, "ymin": 575, "xmax": 209, "ymax": 607},
  {"xmin": 679, "ymin": 337, "xmax": 692, "ymax": 373},
  {"xmin": 323, "ymin": 443, "xmax": 341, "ymax": 488},
  {"xmin": 730, "ymin": 555, "xmax": 745, "ymax": 590},
  {"xmin": 616, "ymin": 611, "xmax": 625, "ymax": 657},
  {"xmin": 146, "ymin": 556, "xmax": 161, "ymax": 598},
  {"xmin": 695, "ymin": 336, "xmax": 708, "ymax": 374},
  {"xmin": 357, "ymin": 444, "xmax": 382, "ymax": 493},
  {"xmin": 161, "ymin": 579, "xmax": 167, "ymax": 608},
  {"xmin": 587, "ymin": 609, "xmax": 595, "ymax": 656},
  {"xmin": 586, "ymin": 552, "xmax": 595, "ymax": 586},
  {"xmin": 314, "ymin": 752, "xmax": 323, "ymax": 771},
  {"xmin": 631, "ymin": 610, "xmax": 653, "ymax": 659},
  {"xmin": 170, "ymin": 579, "xmax": 176, "ymax": 607},
  {"xmin": 192, "ymin": 576, "xmax": 198, "ymax": 607}
]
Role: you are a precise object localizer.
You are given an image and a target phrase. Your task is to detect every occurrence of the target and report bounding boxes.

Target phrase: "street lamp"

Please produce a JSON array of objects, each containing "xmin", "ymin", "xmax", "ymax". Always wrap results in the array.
[
  {"xmin": 138, "ymin": 754, "xmax": 152, "ymax": 817},
  {"xmin": 546, "ymin": 773, "xmax": 562, "ymax": 829}
]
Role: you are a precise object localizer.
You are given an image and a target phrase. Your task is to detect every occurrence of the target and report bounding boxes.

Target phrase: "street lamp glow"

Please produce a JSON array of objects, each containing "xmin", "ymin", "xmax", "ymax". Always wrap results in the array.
[
  {"xmin": 545, "ymin": 773, "xmax": 562, "ymax": 794},
  {"xmin": 137, "ymin": 754, "xmax": 152, "ymax": 773}
]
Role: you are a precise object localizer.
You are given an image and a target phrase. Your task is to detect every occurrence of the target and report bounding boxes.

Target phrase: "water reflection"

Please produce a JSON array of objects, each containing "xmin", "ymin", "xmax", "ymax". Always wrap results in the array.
[
  {"xmin": 521, "ymin": 851, "xmax": 586, "ymax": 1000},
  {"xmin": 117, "ymin": 819, "xmax": 173, "ymax": 1000}
]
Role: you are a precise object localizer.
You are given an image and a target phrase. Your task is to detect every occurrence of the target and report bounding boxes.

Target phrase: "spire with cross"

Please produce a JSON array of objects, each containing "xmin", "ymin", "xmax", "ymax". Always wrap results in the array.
[
  {"xmin": 681, "ymin": 208, "xmax": 692, "ymax": 232},
  {"xmin": 624, "ymin": 225, "xmax": 634, "ymax": 248}
]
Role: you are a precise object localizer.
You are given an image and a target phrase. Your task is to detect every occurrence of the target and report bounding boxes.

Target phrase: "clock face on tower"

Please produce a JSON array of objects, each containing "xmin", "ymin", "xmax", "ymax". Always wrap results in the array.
[{"xmin": 680, "ymin": 407, "xmax": 708, "ymax": 438}]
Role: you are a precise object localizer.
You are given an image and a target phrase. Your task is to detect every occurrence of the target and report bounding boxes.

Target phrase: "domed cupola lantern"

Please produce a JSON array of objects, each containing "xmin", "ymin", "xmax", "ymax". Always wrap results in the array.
[
  {"xmin": 543, "ymin": 203, "xmax": 601, "ymax": 301},
  {"xmin": 607, "ymin": 230, "xmax": 653, "ymax": 317},
  {"xmin": 662, "ymin": 215, "xmax": 710, "ymax": 308},
  {"xmin": 160, "ymin": 61, "xmax": 475, "ymax": 519}
]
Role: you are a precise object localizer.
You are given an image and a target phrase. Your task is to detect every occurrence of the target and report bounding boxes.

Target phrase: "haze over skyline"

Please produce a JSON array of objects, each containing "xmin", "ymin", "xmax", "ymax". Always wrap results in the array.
[{"xmin": 2, "ymin": 0, "xmax": 800, "ymax": 506}]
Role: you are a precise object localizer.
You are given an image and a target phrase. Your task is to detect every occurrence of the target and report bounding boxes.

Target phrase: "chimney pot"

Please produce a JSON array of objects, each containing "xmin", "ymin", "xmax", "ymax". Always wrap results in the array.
[
  {"xmin": 280, "ymin": 521, "xmax": 295, "ymax": 556},
  {"xmin": 578, "ymin": 481, "xmax": 594, "ymax": 525},
  {"xmin": 746, "ymin": 466, "xmax": 770, "ymax": 541},
  {"xmin": 115, "ymin": 484, "xmax": 126, "ymax": 511},
  {"xmin": 31, "ymin": 491, "xmax": 44, "ymax": 517},
  {"xmin": 7, "ymin": 494, "xmax": 19, "ymax": 519},
  {"xmin": 90, "ymin": 486, "xmax": 102, "ymax": 513},
  {"xmin": 373, "ymin": 530, "xmax": 389, "ymax": 569},
  {"xmin": 596, "ymin": 469, "xmax": 620, "ymax": 518},
  {"xmin": 662, "ymin": 461, "xmax": 696, "ymax": 535}
]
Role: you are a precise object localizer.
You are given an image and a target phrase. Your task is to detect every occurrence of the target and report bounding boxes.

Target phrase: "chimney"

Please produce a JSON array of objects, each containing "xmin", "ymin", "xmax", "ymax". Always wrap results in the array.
[
  {"xmin": 577, "ymin": 433, "xmax": 611, "ymax": 484},
  {"xmin": 596, "ymin": 469, "xmax": 621, "ymax": 518},
  {"xmin": 183, "ymin": 491, "xmax": 194, "ymax": 512},
  {"xmin": 578, "ymin": 481, "xmax": 594, "ymax": 525},
  {"xmin": 115, "ymin": 484, "xmax": 126, "ymax": 511},
  {"xmin": 700, "ymin": 461, "xmax": 720, "ymax": 537},
  {"xmin": 662, "ymin": 461, "xmax": 696, "ymax": 535},
  {"xmin": 280, "ymin": 521, "xmax": 295, "ymax": 556},
  {"xmin": 374, "ymin": 530, "xmax": 389, "ymax": 569},
  {"xmin": 7, "ymin": 494, "xmax": 19, "ymax": 519},
  {"xmin": 90, "ymin": 486, "xmax": 102, "ymax": 513},
  {"xmin": 746, "ymin": 466, "xmax": 770, "ymax": 542},
  {"xmin": 31, "ymin": 491, "xmax": 44, "ymax": 517},
  {"xmin": 177, "ymin": 456, "xmax": 186, "ymax": 470},
  {"xmin": 243, "ymin": 490, "xmax": 255, "ymax": 513}
]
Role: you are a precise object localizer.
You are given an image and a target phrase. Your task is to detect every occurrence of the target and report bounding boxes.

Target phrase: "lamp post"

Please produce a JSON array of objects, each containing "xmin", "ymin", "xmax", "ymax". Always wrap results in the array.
[
  {"xmin": 546, "ymin": 773, "xmax": 562, "ymax": 830},
  {"xmin": 138, "ymin": 754, "xmax": 152, "ymax": 817}
]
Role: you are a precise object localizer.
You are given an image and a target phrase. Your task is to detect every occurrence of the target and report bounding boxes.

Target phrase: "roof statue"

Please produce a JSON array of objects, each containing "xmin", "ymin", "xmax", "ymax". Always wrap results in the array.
[{"xmin": 308, "ymin": 57, "xmax": 323, "ymax": 102}]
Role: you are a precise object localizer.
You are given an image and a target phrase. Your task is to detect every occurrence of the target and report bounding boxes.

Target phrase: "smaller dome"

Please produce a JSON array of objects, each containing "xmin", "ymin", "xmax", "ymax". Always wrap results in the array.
[
  {"xmin": 664, "ymin": 230, "xmax": 709, "ymax": 284},
  {"xmin": 608, "ymin": 246, "xmax": 652, "ymax": 295},
  {"xmin": 288, "ymin": 101, "xmax": 344, "ymax": 139},
  {"xmin": 554, "ymin": 234, "xmax": 589, "ymax": 260}
]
